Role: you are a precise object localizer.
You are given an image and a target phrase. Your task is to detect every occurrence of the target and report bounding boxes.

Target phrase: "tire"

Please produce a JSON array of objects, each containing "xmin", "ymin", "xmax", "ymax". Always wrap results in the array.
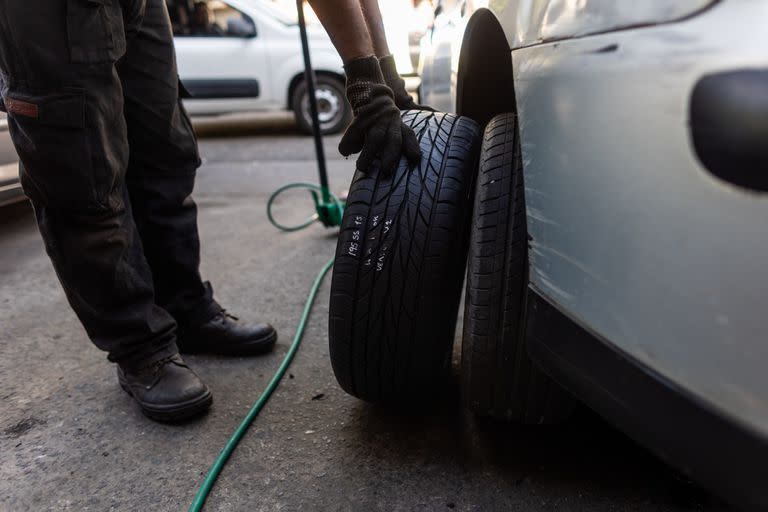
[
  {"xmin": 291, "ymin": 75, "xmax": 351, "ymax": 135},
  {"xmin": 462, "ymin": 113, "xmax": 575, "ymax": 424},
  {"xmin": 329, "ymin": 110, "xmax": 481, "ymax": 402}
]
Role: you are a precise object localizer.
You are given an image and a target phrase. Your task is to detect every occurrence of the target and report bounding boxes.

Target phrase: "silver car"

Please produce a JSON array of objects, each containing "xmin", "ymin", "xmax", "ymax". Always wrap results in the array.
[
  {"xmin": 424, "ymin": 1, "xmax": 768, "ymax": 508},
  {"xmin": 0, "ymin": 113, "xmax": 23, "ymax": 207},
  {"xmin": 417, "ymin": 0, "xmax": 469, "ymax": 113}
]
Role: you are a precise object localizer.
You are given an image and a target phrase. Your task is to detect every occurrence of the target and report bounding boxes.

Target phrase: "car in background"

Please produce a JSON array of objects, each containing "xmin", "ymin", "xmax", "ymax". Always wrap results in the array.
[
  {"xmin": 0, "ymin": 113, "xmax": 23, "ymax": 207},
  {"xmin": 439, "ymin": 1, "xmax": 767, "ymax": 509},
  {"xmin": 417, "ymin": 0, "xmax": 474, "ymax": 112},
  {"xmin": 408, "ymin": 0, "xmax": 437, "ymax": 71},
  {"xmin": 168, "ymin": 0, "xmax": 350, "ymax": 134}
]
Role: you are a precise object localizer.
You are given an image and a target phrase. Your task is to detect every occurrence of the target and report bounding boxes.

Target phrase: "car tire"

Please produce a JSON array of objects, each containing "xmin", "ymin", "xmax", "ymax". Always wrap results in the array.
[
  {"xmin": 462, "ymin": 113, "xmax": 575, "ymax": 424},
  {"xmin": 291, "ymin": 75, "xmax": 351, "ymax": 135},
  {"xmin": 329, "ymin": 110, "xmax": 481, "ymax": 402}
]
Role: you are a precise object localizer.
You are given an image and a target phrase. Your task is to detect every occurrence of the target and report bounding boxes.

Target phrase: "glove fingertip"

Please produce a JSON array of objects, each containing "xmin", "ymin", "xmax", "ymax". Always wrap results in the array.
[
  {"xmin": 407, "ymin": 153, "xmax": 421, "ymax": 170},
  {"xmin": 356, "ymin": 146, "xmax": 378, "ymax": 175},
  {"xmin": 379, "ymin": 149, "xmax": 401, "ymax": 176},
  {"xmin": 403, "ymin": 131, "xmax": 422, "ymax": 168},
  {"xmin": 339, "ymin": 135, "xmax": 362, "ymax": 157}
]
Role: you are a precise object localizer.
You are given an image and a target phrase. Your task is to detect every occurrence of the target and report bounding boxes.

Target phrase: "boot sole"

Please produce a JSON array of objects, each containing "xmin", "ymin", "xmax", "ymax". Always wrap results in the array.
[
  {"xmin": 119, "ymin": 380, "xmax": 213, "ymax": 423},
  {"xmin": 180, "ymin": 330, "xmax": 278, "ymax": 357}
]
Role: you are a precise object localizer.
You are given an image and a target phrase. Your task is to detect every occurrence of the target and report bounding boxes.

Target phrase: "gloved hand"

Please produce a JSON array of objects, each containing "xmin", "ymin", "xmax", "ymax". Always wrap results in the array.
[
  {"xmin": 340, "ymin": 56, "xmax": 421, "ymax": 175},
  {"xmin": 379, "ymin": 55, "xmax": 434, "ymax": 112}
]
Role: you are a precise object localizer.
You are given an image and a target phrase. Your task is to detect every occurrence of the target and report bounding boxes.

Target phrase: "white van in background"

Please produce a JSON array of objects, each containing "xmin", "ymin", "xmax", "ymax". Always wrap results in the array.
[
  {"xmin": 170, "ymin": 0, "xmax": 349, "ymax": 134},
  {"xmin": 171, "ymin": 0, "xmax": 421, "ymax": 133}
]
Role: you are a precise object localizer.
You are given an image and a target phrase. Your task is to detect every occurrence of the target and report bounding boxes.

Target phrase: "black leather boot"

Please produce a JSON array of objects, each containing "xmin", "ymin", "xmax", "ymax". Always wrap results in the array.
[
  {"xmin": 176, "ymin": 311, "xmax": 277, "ymax": 356},
  {"xmin": 117, "ymin": 354, "xmax": 212, "ymax": 422}
]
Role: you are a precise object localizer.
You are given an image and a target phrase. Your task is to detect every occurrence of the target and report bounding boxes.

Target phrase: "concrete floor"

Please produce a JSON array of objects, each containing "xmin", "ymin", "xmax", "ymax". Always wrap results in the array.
[{"xmin": 0, "ymin": 119, "xmax": 730, "ymax": 511}]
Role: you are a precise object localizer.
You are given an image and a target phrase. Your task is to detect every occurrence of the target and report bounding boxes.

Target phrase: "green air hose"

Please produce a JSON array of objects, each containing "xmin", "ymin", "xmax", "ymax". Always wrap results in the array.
[
  {"xmin": 189, "ymin": 0, "xmax": 343, "ymax": 507},
  {"xmin": 188, "ymin": 183, "xmax": 342, "ymax": 511},
  {"xmin": 266, "ymin": 183, "xmax": 343, "ymax": 232},
  {"xmin": 189, "ymin": 254, "xmax": 335, "ymax": 512}
]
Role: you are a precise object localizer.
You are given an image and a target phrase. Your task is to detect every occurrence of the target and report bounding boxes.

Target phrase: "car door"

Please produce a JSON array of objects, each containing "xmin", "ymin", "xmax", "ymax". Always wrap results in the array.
[{"xmin": 170, "ymin": 0, "xmax": 271, "ymax": 115}]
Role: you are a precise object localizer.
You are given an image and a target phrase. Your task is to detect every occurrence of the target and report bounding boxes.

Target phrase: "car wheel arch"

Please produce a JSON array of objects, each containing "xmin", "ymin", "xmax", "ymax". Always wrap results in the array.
[{"xmin": 456, "ymin": 8, "xmax": 516, "ymax": 130}]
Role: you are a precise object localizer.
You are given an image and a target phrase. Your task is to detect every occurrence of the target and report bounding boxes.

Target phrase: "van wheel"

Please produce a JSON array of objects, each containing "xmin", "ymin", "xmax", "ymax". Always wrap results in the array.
[
  {"xmin": 329, "ymin": 110, "xmax": 481, "ymax": 402},
  {"xmin": 292, "ymin": 75, "xmax": 351, "ymax": 135},
  {"xmin": 462, "ymin": 113, "xmax": 575, "ymax": 423}
]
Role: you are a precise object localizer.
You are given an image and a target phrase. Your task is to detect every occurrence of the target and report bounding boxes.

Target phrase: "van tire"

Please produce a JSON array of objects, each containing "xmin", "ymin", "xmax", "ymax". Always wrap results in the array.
[{"xmin": 292, "ymin": 75, "xmax": 351, "ymax": 135}]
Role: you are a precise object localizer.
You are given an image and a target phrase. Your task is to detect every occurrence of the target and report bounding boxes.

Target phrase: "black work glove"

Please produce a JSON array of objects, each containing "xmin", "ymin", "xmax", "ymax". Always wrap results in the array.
[
  {"xmin": 340, "ymin": 56, "xmax": 421, "ymax": 175},
  {"xmin": 379, "ymin": 55, "xmax": 435, "ymax": 112}
]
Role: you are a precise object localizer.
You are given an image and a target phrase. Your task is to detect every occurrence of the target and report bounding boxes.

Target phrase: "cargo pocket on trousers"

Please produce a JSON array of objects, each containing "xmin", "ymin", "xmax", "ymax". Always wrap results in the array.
[
  {"xmin": 5, "ymin": 89, "xmax": 111, "ymax": 211},
  {"xmin": 67, "ymin": 0, "xmax": 126, "ymax": 64}
]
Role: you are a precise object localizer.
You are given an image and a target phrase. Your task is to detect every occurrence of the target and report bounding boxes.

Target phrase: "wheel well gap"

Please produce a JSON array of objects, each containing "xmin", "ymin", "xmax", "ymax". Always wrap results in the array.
[{"xmin": 456, "ymin": 9, "xmax": 516, "ymax": 129}]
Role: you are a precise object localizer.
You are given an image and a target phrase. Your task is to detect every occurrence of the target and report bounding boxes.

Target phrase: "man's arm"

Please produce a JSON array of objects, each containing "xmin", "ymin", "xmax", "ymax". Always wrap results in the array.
[
  {"xmin": 306, "ymin": 0, "xmax": 375, "ymax": 61},
  {"xmin": 305, "ymin": 0, "xmax": 422, "ymax": 174},
  {"xmin": 358, "ymin": 0, "xmax": 390, "ymax": 57},
  {"xmin": 358, "ymin": 0, "xmax": 433, "ymax": 111}
]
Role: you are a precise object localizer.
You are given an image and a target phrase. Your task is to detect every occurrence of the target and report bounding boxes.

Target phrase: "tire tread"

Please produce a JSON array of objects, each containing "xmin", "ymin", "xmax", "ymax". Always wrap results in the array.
[
  {"xmin": 461, "ymin": 113, "xmax": 574, "ymax": 423},
  {"xmin": 329, "ymin": 111, "xmax": 481, "ymax": 402}
]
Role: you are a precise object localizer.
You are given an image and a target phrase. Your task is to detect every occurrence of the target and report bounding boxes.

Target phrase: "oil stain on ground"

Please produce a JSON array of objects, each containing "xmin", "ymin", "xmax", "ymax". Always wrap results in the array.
[{"xmin": 3, "ymin": 417, "xmax": 46, "ymax": 439}]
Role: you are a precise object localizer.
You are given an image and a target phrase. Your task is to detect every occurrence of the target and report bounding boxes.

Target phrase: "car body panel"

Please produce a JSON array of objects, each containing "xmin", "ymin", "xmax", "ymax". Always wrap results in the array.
[
  {"xmin": 421, "ymin": 0, "xmax": 723, "ymax": 113},
  {"xmin": 487, "ymin": 0, "xmax": 719, "ymax": 49},
  {"xmin": 513, "ymin": 0, "xmax": 768, "ymax": 436}
]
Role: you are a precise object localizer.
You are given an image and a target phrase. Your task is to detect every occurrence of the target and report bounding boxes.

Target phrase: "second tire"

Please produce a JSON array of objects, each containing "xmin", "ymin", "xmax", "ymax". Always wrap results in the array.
[
  {"xmin": 462, "ymin": 113, "xmax": 575, "ymax": 423},
  {"xmin": 329, "ymin": 110, "xmax": 481, "ymax": 402}
]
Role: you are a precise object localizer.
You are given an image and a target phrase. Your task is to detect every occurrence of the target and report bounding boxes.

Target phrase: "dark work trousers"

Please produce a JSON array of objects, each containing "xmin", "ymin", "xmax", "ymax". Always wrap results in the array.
[{"xmin": 0, "ymin": 0, "xmax": 221, "ymax": 365}]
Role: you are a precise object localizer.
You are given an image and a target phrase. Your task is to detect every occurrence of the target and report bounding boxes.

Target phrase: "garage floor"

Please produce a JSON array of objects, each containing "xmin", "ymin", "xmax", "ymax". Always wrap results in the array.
[{"xmin": 0, "ymin": 117, "xmax": 730, "ymax": 511}]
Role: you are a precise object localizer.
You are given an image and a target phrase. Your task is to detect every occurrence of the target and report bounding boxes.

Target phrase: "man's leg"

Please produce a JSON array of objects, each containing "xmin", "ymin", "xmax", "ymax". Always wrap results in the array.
[
  {"xmin": 0, "ymin": 0, "xmax": 176, "ymax": 364},
  {"xmin": 117, "ymin": 0, "xmax": 218, "ymax": 328},
  {"xmin": 0, "ymin": 0, "xmax": 210, "ymax": 421},
  {"xmin": 117, "ymin": 0, "xmax": 276, "ymax": 355}
]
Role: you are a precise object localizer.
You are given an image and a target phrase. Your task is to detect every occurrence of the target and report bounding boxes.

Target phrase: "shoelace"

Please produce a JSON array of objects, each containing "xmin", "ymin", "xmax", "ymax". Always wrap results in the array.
[
  {"xmin": 140, "ymin": 355, "xmax": 180, "ymax": 375},
  {"xmin": 219, "ymin": 309, "xmax": 239, "ymax": 322},
  {"xmin": 123, "ymin": 355, "xmax": 182, "ymax": 391}
]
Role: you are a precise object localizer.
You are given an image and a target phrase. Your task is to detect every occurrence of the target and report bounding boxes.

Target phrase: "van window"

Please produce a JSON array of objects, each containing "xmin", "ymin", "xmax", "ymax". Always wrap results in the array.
[{"xmin": 167, "ymin": 0, "xmax": 256, "ymax": 37}]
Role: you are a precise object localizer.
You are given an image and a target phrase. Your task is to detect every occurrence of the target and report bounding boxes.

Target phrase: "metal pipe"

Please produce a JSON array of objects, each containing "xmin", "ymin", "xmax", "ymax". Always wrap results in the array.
[{"xmin": 296, "ymin": 0, "xmax": 331, "ymax": 202}]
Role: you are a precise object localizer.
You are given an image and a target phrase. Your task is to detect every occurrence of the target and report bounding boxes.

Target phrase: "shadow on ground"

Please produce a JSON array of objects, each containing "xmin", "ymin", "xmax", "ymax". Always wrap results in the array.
[{"xmin": 341, "ymin": 375, "xmax": 727, "ymax": 511}]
